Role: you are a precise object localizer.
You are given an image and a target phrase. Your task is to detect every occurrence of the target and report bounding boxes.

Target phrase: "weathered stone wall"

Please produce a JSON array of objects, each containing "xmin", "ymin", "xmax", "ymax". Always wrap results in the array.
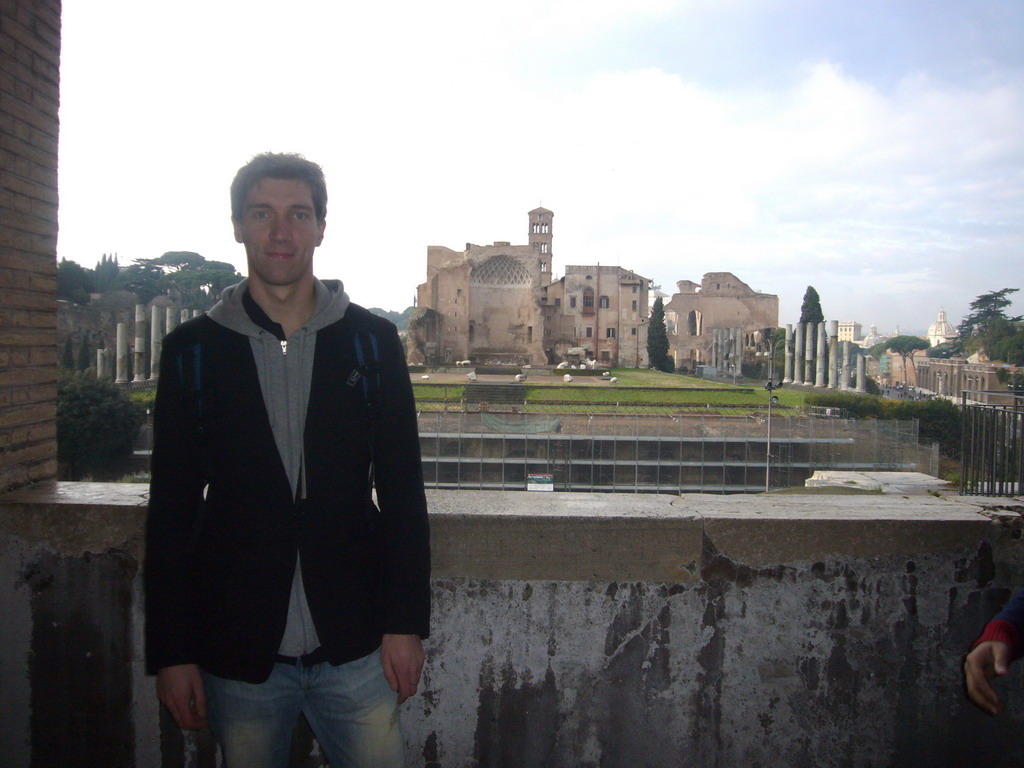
[
  {"xmin": 0, "ymin": 0, "xmax": 62, "ymax": 492},
  {"xmin": 666, "ymin": 272, "xmax": 779, "ymax": 371},
  {"xmin": 1, "ymin": 483, "xmax": 1023, "ymax": 767}
]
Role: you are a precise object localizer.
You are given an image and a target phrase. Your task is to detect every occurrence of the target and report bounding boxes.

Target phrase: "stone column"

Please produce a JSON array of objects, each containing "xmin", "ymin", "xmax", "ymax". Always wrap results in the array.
[
  {"xmin": 815, "ymin": 322, "xmax": 827, "ymax": 387},
  {"xmin": 133, "ymin": 304, "xmax": 147, "ymax": 383},
  {"xmin": 115, "ymin": 323, "xmax": 128, "ymax": 384},
  {"xmin": 166, "ymin": 306, "xmax": 178, "ymax": 336},
  {"xmin": 96, "ymin": 348, "xmax": 107, "ymax": 380},
  {"xmin": 150, "ymin": 305, "xmax": 162, "ymax": 380},
  {"xmin": 804, "ymin": 322, "xmax": 815, "ymax": 384},
  {"xmin": 793, "ymin": 323, "xmax": 804, "ymax": 385},
  {"xmin": 841, "ymin": 341, "xmax": 851, "ymax": 390},
  {"xmin": 180, "ymin": 308, "xmax": 190, "ymax": 325},
  {"xmin": 783, "ymin": 324, "xmax": 793, "ymax": 383},
  {"xmin": 856, "ymin": 354, "xmax": 866, "ymax": 392},
  {"xmin": 827, "ymin": 321, "xmax": 839, "ymax": 389},
  {"xmin": 192, "ymin": 309, "xmax": 201, "ymax": 319}
]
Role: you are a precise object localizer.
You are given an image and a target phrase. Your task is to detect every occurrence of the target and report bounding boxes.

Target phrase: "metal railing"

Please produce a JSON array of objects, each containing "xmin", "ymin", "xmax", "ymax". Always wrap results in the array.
[
  {"xmin": 417, "ymin": 410, "xmax": 936, "ymax": 494},
  {"xmin": 961, "ymin": 391, "xmax": 1024, "ymax": 497}
]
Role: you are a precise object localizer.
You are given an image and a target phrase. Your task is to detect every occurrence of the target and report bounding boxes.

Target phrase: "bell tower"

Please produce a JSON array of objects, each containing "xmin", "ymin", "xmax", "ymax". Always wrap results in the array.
[{"xmin": 528, "ymin": 207, "xmax": 553, "ymax": 277}]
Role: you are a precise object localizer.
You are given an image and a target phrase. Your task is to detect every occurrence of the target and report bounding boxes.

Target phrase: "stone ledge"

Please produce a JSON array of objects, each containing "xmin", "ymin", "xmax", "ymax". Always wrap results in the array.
[{"xmin": 3, "ymin": 482, "xmax": 1021, "ymax": 581}]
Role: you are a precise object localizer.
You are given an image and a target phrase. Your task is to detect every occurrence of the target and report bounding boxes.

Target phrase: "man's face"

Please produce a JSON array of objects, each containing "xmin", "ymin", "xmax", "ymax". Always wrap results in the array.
[{"xmin": 233, "ymin": 178, "xmax": 326, "ymax": 290}]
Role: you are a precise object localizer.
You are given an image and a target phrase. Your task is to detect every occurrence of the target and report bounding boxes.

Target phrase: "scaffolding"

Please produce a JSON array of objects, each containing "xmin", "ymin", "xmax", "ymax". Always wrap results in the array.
[{"xmin": 417, "ymin": 411, "xmax": 935, "ymax": 494}]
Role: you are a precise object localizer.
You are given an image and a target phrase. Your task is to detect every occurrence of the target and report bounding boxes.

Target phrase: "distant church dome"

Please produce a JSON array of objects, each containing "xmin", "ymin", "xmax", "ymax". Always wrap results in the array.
[
  {"xmin": 927, "ymin": 308, "xmax": 956, "ymax": 347},
  {"xmin": 862, "ymin": 324, "xmax": 886, "ymax": 347}
]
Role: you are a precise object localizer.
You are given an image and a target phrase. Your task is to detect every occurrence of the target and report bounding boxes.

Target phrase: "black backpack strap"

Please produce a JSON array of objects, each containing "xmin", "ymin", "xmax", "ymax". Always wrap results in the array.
[
  {"xmin": 349, "ymin": 315, "xmax": 382, "ymax": 491},
  {"xmin": 174, "ymin": 319, "xmax": 213, "ymax": 479}
]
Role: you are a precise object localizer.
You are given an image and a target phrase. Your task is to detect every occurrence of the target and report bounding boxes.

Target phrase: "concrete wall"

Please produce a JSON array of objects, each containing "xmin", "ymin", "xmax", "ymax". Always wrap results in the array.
[
  {"xmin": 2, "ymin": 483, "xmax": 1023, "ymax": 767},
  {"xmin": 0, "ymin": 0, "xmax": 62, "ymax": 493}
]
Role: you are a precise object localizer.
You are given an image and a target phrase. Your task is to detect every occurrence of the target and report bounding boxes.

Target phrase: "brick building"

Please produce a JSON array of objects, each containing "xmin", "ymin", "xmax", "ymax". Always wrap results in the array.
[
  {"xmin": 407, "ymin": 208, "xmax": 651, "ymax": 367},
  {"xmin": 0, "ymin": 0, "xmax": 62, "ymax": 492}
]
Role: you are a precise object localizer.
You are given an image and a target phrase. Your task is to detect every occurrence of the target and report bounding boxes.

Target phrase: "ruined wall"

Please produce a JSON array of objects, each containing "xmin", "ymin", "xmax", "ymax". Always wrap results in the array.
[
  {"xmin": 0, "ymin": 0, "xmax": 62, "ymax": 492},
  {"xmin": 1, "ymin": 483, "xmax": 1023, "ymax": 767},
  {"xmin": 666, "ymin": 272, "xmax": 779, "ymax": 371}
]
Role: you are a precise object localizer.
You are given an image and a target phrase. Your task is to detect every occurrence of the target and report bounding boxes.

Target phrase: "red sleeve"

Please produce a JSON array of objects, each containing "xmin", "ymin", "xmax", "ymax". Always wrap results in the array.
[{"xmin": 974, "ymin": 619, "xmax": 1022, "ymax": 659}]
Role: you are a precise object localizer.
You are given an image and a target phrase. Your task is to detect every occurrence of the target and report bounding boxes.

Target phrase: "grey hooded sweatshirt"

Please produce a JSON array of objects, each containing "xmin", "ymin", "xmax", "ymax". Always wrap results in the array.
[{"xmin": 207, "ymin": 277, "xmax": 350, "ymax": 657}]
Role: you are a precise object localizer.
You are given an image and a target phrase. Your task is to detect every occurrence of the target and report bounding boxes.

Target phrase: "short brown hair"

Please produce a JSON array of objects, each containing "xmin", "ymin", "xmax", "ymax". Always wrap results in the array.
[{"xmin": 230, "ymin": 152, "xmax": 327, "ymax": 223}]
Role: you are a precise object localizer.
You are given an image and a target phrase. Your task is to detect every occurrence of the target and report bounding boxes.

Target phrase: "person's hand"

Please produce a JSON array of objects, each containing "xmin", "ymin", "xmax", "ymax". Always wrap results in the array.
[
  {"xmin": 381, "ymin": 633, "xmax": 425, "ymax": 704},
  {"xmin": 156, "ymin": 663, "xmax": 209, "ymax": 730},
  {"xmin": 965, "ymin": 641, "xmax": 1012, "ymax": 716}
]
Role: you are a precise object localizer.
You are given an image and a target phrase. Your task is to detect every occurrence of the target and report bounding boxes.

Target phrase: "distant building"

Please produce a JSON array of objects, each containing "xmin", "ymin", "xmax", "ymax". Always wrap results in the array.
[
  {"xmin": 407, "ymin": 209, "xmax": 650, "ymax": 367},
  {"xmin": 861, "ymin": 324, "xmax": 888, "ymax": 348},
  {"xmin": 837, "ymin": 321, "xmax": 862, "ymax": 343},
  {"xmin": 663, "ymin": 273, "xmax": 778, "ymax": 372},
  {"xmin": 927, "ymin": 308, "xmax": 957, "ymax": 347}
]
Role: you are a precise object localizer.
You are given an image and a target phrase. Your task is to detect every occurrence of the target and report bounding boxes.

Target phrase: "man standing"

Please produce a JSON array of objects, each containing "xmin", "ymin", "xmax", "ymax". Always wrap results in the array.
[{"xmin": 145, "ymin": 153, "xmax": 430, "ymax": 767}]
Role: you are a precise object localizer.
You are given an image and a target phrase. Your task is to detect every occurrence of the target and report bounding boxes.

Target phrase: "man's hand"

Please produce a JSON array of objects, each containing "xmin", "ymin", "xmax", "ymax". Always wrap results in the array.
[
  {"xmin": 156, "ymin": 663, "xmax": 209, "ymax": 730},
  {"xmin": 381, "ymin": 633, "xmax": 424, "ymax": 704},
  {"xmin": 965, "ymin": 640, "xmax": 1012, "ymax": 716}
]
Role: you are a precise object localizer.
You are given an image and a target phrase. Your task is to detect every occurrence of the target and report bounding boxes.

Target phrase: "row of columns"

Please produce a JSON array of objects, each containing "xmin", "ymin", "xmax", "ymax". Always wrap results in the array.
[
  {"xmin": 710, "ymin": 327, "xmax": 742, "ymax": 372},
  {"xmin": 97, "ymin": 305, "xmax": 202, "ymax": 383},
  {"xmin": 782, "ymin": 320, "xmax": 866, "ymax": 392}
]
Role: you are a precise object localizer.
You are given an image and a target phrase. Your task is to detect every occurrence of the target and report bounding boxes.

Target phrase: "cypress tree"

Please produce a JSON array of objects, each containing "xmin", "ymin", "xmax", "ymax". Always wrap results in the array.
[{"xmin": 647, "ymin": 297, "xmax": 673, "ymax": 372}]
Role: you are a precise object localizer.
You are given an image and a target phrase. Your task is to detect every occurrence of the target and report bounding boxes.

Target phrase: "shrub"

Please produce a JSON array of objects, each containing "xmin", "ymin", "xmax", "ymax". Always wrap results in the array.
[
  {"xmin": 57, "ymin": 370, "xmax": 142, "ymax": 479},
  {"xmin": 803, "ymin": 391, "xmax": 961, "ymax": 458}
]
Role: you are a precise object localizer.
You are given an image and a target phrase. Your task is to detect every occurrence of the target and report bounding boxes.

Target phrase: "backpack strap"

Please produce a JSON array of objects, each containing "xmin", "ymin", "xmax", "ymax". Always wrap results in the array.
[
  {"xmin": 349, "ymin": 316, "xmax": 382, "ymax": 492},
  {"xmin": 174, "ymin": 320, "xmax": 213, "ymax": 479}
]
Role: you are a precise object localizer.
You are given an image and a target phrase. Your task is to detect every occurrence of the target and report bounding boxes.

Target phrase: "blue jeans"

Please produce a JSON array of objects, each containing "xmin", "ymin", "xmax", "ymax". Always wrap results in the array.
[{"xmin": 202, "ymin": 649, "xmax": 403, "ymax": 768}]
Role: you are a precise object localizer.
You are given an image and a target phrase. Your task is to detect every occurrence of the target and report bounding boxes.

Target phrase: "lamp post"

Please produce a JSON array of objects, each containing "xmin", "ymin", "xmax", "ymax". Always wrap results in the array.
[{"xmin": 764, "ymin": 332, "xmax": 783, "ymax": 492}]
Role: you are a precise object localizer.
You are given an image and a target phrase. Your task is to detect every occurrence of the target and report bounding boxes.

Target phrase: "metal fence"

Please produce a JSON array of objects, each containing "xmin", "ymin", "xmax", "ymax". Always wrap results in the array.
[
  {"xmin": 417, "ymin": 410, "xmax": 937, "ymax": 494},
  {"xmin": 960, "ymin": 391, "xmax": 1024, "ymax": 497}
]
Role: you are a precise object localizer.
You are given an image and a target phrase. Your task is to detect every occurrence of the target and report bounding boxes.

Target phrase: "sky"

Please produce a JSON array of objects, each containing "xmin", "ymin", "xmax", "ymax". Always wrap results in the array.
[{"xmin": 57, "ymin": 0, "xmax": 1024, "ymax": 334}]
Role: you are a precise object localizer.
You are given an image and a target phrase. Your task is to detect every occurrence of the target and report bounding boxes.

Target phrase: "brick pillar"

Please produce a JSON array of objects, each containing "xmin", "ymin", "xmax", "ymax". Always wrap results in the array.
[{"xmin": 0, "ymin": 0, "xmax": 62, "ymax": 492}]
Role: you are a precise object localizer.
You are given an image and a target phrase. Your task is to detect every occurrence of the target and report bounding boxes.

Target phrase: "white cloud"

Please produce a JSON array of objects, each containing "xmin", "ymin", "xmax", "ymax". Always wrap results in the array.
[{"xmin": 57, "ymin": 1, "xmax": 1024, "ymax": 332}]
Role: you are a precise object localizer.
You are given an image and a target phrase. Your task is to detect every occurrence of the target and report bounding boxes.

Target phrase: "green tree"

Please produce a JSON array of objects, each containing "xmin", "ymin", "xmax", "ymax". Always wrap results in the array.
[
  {"xmin": 57, "ymin": 258, "xmax": 95, "ymax": 304},
  {"xmin": 57, "ymin": 370, "xmax": 141, "ymax": 479},
  {"xmin": 61, "ymin": 336, "xmax": 75, "ymax": 369},
  {"xmin": 958, "ymin": 288, "xmax": 1020, "ymax": 339},
  {"xmin": 93, "ymin": 253, "xmax": 121, "ymax": 292},
  {"xmin": 114, "ymin": 260, "xmax": 165, "ymax": 304},
  {"xmin": 114, "ymin": 252, "xmax": 241, "ymax": 308},
  {"xmin": 646, "ymin": 297, "xmax": 672, "ymax": 372},
  {"xmin": 886, "ymin": 335, "xmax": 929, "ymax": 385},
  {"xmin": 799, "ymin": 286, "xmax": 825, "ymax": 353},
  {"xmin": 76, "ymin": 337, "xmax": 92, "ymax": 371}
]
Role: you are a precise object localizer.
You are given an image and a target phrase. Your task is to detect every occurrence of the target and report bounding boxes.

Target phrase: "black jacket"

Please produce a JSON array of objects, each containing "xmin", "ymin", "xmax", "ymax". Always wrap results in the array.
[{"xmin": 144, "ymin": 304, "xmax": 430, "ymax": 683}]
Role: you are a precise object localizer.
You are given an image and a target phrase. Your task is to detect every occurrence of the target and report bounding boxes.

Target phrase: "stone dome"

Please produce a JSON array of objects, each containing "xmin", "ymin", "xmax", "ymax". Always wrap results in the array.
[{"xmin": 927, "ymin": 308, "xmax": 956, "ymax": 347}]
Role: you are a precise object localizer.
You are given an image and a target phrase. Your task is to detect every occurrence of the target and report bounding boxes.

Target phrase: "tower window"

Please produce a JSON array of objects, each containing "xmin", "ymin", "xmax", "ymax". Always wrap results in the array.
[
  {"xmin": 570, "ymin": 296, "xmax": 577, "ymax": 308},
  {"xmin": 583, "ymin": 291, "xmax": 594, "ymax": 308},
  {"xmin": 540, "ymin": 243, "xmax": 548, "ymax": 254},
  {"xmin": 554, "ymin": 298, "xmax": 561, "ymax": 307},
  {"xmin": 541, "ymin": 261, "xmax": 549, "ymax": 272},
  {"xmin": 632, "ymin": 300, "xmax": 638, "ymax": 311},
  {"xmin": 599, "ymin": 296, "xmax": 609, "ymax": 309},
  {"xmin": 542, "ymin": 223, "xmax": 549, "ymax": 233},
  {"xmin": 585, "ymin": 327, "xmax": 593, "ymax": 338},
  {"xmin": 606, "ymin": 328, "xmax": 616, "ymax": 339}
]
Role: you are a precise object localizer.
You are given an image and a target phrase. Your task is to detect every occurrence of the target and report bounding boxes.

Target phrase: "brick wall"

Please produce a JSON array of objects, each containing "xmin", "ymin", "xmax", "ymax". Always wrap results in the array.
[{"xmin": 0, "ymin": 0, "xmax": 62, "ymax": 492}]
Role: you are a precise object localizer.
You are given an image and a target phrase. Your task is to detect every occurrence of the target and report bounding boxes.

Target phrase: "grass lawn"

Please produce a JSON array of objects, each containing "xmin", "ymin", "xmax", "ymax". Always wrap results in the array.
[{"xmin": 413, "ymin": 369, "xmax": 807, "ymax": 411}]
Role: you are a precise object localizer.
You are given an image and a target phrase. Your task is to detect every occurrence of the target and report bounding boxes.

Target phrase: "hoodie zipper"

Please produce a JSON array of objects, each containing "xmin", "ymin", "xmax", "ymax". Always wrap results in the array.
[{"xmin": 281, "ymin": 339, "xmax": 288, "ymax": 356}]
